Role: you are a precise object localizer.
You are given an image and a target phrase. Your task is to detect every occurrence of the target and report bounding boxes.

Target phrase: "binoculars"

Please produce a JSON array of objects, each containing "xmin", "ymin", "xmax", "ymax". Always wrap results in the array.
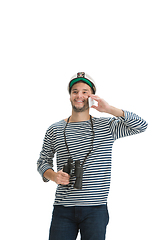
[{"xmin": 63, "ymin": 158, "xmax": 83, "ymax": 189}]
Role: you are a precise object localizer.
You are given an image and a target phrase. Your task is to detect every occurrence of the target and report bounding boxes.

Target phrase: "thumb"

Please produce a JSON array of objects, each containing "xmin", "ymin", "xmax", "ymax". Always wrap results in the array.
[{"xmin": 91, "ymin": 105, "xmax": 98, "ymax": 110}]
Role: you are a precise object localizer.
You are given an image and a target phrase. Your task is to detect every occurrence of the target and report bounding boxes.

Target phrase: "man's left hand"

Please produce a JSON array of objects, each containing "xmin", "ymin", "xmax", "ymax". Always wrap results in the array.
[
  {"xmin": 89, "ymin": 94, "xmax": 125, "ymax": 117},
  {"xmin": 89, "ymin": 94, "xmax": 111, "ymax": 113}
]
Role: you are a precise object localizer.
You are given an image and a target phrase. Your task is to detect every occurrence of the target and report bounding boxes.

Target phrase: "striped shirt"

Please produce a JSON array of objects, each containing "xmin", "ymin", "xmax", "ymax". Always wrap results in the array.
[{"xmin": 37, "ymin": 110, "xmax": 148, "ymax": 206}]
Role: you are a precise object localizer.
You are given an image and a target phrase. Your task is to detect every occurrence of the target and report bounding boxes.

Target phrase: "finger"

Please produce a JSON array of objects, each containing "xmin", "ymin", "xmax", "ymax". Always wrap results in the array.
[
  {"xmin": 60, "ymin": 169, "xmax": 70, "ymax": 177},
  {"xmin": 90, "ymin": 95, "xmax": 100, "ymax": 101},
  {"xmin": 91, "ymin": 105, "xmax": 98, "ymax": 110},
  {"xmin": 57, "ymin": 175, "xmax": 70, "ymax": 185},
  {"xmin": 58, "ymin": 180, "xmax": 69, "ymax": 185},
  {"xmin": 61, "ymin": 182, "xmax": 69, "ymax": 186},
  {"xmin": 62, "ymin": 173, "xmax": 70, "ymax": 179},
  {"xmin": 59, "ymin": 174, "xmax": 70, "ymax": 183},
  {"xmin": 61, "ymin": 179, "xmax": 70, "ymax": 185}
]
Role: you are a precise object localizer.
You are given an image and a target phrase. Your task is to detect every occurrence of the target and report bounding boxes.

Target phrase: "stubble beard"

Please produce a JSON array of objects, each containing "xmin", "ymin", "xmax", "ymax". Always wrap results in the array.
[{"xmin": 71, "ymin": 100, "xmax": 89, "ymax": 112}]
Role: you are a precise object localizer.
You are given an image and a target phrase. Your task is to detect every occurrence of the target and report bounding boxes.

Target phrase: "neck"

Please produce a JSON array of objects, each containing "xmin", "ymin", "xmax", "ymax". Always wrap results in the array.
[{"xmin": 70, "ymin": 110, "xmax": 90, "ymax": 122}]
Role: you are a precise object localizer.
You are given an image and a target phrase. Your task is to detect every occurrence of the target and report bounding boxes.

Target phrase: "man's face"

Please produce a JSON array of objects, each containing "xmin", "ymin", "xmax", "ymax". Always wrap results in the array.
[{"xmin": 70, "ymin": 82, "xmax": 92, "ymax": 112}]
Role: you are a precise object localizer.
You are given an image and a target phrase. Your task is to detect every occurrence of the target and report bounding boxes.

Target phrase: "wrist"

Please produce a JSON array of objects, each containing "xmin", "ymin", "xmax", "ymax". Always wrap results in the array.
[
  {"xmin": 105, "ymin": 105, "xmax": 112, "ymax": 114},
  {"xmin": 52, "ymin": 171, "xmax": 58, "ymax": 183},
  {"xmin": 43, "ymin": 169, "xmax": 57, "ymax": 182}
]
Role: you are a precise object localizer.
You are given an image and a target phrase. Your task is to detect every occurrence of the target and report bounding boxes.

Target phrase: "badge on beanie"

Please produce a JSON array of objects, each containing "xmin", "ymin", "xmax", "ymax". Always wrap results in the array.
[{"xmin": 77, "ymin": 72, "xmax": 85, "ymax": 78}]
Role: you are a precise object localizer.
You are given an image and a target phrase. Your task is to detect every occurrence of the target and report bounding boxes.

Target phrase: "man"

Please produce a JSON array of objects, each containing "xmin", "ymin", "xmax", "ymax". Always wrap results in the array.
[{"xmin": 37, "ymin": 72, "xmax": 148, "ymax": 240}]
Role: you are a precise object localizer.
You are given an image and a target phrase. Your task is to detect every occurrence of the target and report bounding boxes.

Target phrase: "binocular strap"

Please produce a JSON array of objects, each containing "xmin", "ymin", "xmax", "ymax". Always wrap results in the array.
[{"xmin": 64, "ymin": 115, "xmax": 95, "ymax": 167}]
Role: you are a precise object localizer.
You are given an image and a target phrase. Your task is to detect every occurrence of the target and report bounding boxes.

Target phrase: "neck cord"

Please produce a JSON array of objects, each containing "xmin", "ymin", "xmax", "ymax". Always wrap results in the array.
[{"xmin": 64, "ymin": 115, "xmax": 95, "ymax": 167}]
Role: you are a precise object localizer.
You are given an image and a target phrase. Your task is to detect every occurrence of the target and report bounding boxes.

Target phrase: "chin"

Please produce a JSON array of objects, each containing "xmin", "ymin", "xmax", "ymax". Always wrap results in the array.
[{"xmin": 73, "ymin": 105, "xmax": 89, "ymax": 112}]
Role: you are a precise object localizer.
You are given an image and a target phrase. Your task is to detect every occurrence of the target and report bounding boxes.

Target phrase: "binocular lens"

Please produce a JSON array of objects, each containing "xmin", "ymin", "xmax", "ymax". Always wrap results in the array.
[
  {"xmin": 74, "ymin": 163, "xmax": 83, "ymax": 189},
  {"xmin": 63, "ymin": 159, "xmax": 83, "ymax": 189}
]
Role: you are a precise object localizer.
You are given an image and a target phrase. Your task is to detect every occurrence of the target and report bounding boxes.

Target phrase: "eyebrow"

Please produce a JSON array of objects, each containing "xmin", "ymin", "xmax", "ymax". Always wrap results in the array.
[{"xmin": 72, "ymin": 88, "xmax": 89, "ymax": 91}]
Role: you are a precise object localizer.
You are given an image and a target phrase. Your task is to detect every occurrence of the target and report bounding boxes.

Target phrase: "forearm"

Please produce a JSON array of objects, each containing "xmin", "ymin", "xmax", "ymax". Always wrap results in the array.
[
  {"xmin": 107, "ymin": 106, "xmax": 125, "ymax": 117},
  {"xmin": 109, "ymin": 110, "xmax": 148, "ymax": 140}
]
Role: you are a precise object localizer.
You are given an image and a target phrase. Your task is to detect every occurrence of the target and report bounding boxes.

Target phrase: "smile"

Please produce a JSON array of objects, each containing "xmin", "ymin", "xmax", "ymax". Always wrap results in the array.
[{"xmin": 75, "ymin": 100, "xmax": 84, "ymax": 103}]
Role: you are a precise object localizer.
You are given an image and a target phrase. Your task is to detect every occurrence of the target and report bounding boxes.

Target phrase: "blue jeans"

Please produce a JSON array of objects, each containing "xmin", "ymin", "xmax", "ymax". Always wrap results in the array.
[{"xmin": 49, "ymin": 204, "xmax": 109, "ymax": 240}]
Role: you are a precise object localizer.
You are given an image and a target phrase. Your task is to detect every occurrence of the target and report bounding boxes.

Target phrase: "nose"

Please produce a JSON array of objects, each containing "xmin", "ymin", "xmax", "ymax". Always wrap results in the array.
[{"xmin": 77, "ymin": 91, "xmax": 83, "ymax": 98}]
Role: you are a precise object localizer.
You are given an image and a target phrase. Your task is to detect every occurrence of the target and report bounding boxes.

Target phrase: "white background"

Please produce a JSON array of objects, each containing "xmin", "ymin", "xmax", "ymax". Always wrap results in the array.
[{"xmin": 0, "ymin": 1, "xmax": 160, "ymax": 239}]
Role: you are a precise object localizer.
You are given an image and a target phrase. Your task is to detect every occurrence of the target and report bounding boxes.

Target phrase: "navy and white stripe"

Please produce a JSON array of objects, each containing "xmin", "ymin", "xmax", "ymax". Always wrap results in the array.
[{"xmin": 37, "ymin": 110, "xmax": 148, "ymax": 206}]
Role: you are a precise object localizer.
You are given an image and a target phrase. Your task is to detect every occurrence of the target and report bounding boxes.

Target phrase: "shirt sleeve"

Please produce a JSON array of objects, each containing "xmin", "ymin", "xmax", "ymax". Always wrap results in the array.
[
  {"xmin": 37, "ymin": 126, "xmax": 55, "ymax": 182},
  {"xmin": 109, "ymin": 110, "xmax": 148, "ymax": 141}
]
